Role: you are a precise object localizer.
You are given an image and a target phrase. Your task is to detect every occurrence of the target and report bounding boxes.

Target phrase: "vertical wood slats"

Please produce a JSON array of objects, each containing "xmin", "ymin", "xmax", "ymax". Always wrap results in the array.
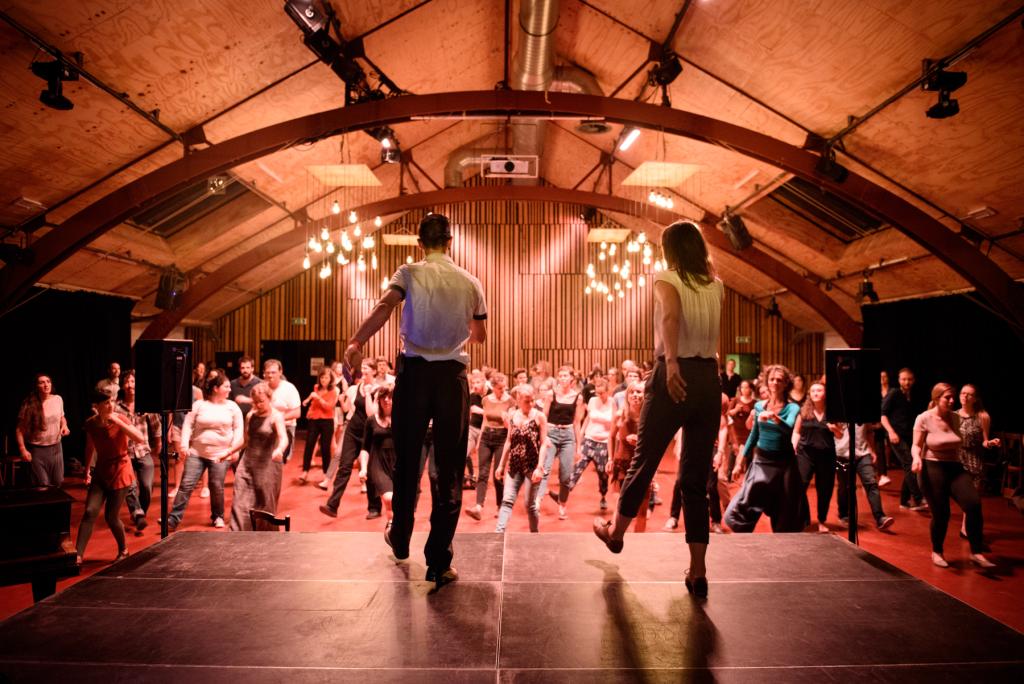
[{"xmin": 187, "ymin": 198, "xmax": 823, "ymax": 379}]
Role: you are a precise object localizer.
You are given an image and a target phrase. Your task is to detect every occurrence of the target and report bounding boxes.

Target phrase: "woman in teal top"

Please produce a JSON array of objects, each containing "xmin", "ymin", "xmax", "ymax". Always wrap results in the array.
[{"xmin": 724, "ymin": 365, "xmax": 810, "ymax": 532}]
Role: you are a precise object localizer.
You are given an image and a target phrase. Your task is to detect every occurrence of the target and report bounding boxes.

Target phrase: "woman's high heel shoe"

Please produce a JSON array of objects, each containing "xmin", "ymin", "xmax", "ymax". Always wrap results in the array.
[{"xmin": 684, "ymin": 569, "xmax": 708, "ymax": 598}]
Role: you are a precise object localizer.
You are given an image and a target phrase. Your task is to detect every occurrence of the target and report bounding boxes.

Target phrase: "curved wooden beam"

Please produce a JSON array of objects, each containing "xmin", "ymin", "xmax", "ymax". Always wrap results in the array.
[
  {"xmin": 4, "ymin": 90, "xmax": 1019, "ymax": 330},
  {"xmin": 139, "ymin": 186, "xmax": 863, "ymax": 344}
]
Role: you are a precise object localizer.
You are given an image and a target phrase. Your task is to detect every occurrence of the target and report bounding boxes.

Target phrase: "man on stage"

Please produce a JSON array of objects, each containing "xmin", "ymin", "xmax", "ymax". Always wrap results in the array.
[{"xmin": 344, "ymin": 213, "xmax": 487, "ymax": 589}]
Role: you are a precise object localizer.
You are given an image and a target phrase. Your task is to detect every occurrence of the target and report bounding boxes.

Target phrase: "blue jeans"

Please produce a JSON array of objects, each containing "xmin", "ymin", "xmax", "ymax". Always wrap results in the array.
[
  {"xmin": 496, "ymin": 471, "xmax": 539, "ymax": 532},
  {"xmin": 168, "ymin": 453, "xmax": 228, "ymax": 526},
  {"xmin": 537, "ymin": 426, "xmax": 574, "ymax": 505},
  {"xmin": 125, "ymin": 456, "xmax": 155, "ymax": 518}
]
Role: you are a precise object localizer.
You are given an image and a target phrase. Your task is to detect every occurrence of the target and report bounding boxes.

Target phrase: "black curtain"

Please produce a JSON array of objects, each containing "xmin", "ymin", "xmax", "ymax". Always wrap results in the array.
[
  {"xmin": 862, "ymin": 287, "xmax": 1024, "ymax": 433},
  {"xmin": 1, "ymin": 287, "xmax": 134, "ymax": 461}
]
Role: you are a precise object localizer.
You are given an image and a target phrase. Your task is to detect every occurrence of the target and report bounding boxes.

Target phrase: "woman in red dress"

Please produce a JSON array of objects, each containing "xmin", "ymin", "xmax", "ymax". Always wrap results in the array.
[{"xmin": 77, "ymin": 389, "xmax": 146, "ymax": 564}]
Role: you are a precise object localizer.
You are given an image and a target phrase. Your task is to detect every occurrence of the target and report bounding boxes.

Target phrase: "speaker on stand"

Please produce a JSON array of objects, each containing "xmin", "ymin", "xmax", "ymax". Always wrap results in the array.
[
  {"xmin": 133, "ymin": 339, "xmax": 193, "ymax": 539},
  {"xmin": 825, "ymin": 348, "xmax": 881, "ymax": 545}
]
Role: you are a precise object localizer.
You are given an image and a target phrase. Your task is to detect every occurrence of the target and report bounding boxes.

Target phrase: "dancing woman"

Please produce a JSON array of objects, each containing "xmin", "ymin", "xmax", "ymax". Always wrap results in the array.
[
  {"xmin": 320, "ymin": 361, "xmax": 378, "ymax": 517},
  {"xmin": 593, "ymin": 220, "xmax": 723, "ymax": 599},
  {"xmin": 568, "ymin": 377, "xmax": 616, "ymax": 511},
  {"xmin": 495, "ymin": 385, "xmax": 547, "ymax": 532},
  {"xmin": 957, "ymin": 384, "xmax": 999, "ymax": 540},
  {"xmin": 362, "ymin": 386, "xmax": 397, "ymax": 527},
  {"xmin": 300, "ymin": 367, "xmax": 338, "ymax": 483},
  {"xmin": 912, "ymin": 383, "xmax": 994, "ymax": 568},
  {"xmin": 15, "ymin": 374, "xmax": 70, "ymax": 487},
  {"xmin": 536, "ymin": 364, "xmax": 584, "ymax": 519},
  {"xmin": 725, "ymin": 365, "xmax": 807, "ymax": 533},
  {"xmin": 793, "ymin": 381, "xmax": 841, "ymax": 532},
  {"xmin": 228, "ymin": 383, "xmax": 287, "ymax": 531},
  {"xmin": 465, "ymin": 372, "xmax": 512, "ymax": 520}
]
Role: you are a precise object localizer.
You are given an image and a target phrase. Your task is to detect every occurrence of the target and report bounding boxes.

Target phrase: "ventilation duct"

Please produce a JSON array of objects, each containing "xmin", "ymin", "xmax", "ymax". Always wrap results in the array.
[{"xmin": 508, "ymin": 0, "xmax": 559, "ymax": 185}]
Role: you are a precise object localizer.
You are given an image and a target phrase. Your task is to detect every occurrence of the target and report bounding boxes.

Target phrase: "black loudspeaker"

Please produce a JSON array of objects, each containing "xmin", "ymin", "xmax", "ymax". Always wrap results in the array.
[
  {"xmin": 155, "ymin": 268, "xmax": 187, "ymax": 310},
  {"xmin": 133, "ymin": 339, "xmax": 193, "ymax": 413},
  {"xmin": 825, "ymin": 348, "xmax": 881, "ymax": 424},
  {"xmin": 718, "ymin": 214, "xmax": 753, "ymax": 251}
]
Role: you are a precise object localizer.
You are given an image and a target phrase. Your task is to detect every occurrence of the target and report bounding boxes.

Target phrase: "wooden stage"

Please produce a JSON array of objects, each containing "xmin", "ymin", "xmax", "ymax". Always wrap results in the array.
[{"xmin": 0, "ymin": 532, "xmax": 1021, "ymax": 682}]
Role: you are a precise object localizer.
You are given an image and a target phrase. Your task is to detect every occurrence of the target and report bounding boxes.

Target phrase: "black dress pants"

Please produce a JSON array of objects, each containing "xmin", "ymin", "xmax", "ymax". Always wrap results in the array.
[
  {"xmin": 326, "ymin": 419, "xmax": 381, "ymax": 514},
  {"xmin": 390, "ymin": 356, "xmax": 469, "ymax": 570},
  {"xmin": 618, "ymin": 357, "xmax": 720, "ymax": 544}
]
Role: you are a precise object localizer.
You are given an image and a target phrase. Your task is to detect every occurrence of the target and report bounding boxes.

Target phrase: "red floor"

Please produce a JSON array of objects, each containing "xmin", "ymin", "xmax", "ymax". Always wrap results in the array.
[{"xmin": 3, "ymin": 441, "xmax": 1022, "ymax": 633}]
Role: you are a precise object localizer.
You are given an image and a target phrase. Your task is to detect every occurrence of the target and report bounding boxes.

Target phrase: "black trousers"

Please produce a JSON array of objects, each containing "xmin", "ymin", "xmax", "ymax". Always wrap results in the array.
[
  {"xmin": 390, "ymin": 356, "xmax": 469, "ymax": 570},
  {"xmin": 891, "ymin": 437, "xmax": 924, "ymax": 506},
  {"xmin": 618, "ymin": 357, "xmax": 720, "ymax": 544},
  {"xmin": 797, "ymin": 445, "xmax": 836, "ymax": 524},
  {"xmin": 303, "ymin": 418, "xmax": 334, "ymax": 474},
  {"xmin": 326, "ymin": 419, "xmax": 381, "ymax": 513},
  {"xmin": 919, "ymin": 460, "xmax": 984, "ymax": 554}
]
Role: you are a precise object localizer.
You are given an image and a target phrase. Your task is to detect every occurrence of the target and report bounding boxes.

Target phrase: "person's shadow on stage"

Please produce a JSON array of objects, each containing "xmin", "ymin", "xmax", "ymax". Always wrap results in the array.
[{"xmin": 590, "ymin": 560, "xmax": 720, "ymax": 682}]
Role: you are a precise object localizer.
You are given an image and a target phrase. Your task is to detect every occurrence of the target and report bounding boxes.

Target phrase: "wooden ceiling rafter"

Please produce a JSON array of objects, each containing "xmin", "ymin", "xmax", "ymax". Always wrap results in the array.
[{"xmin": 3, "ymin": 90, "xmax": 1017, "ymax": 333}]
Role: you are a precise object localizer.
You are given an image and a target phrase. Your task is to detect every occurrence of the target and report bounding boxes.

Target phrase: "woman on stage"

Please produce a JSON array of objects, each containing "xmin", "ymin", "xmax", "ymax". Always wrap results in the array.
[{"xmin": 593, "ymin": 220, "xmax": 723, "ymax": 599}]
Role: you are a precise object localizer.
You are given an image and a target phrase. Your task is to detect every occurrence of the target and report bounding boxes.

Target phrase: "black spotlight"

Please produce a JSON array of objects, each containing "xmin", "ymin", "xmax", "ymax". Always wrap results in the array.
[
  {"xmin": 580, "ymin": 206, "xmax": 598, "ymax": 225},
  {"xmin": 922, "ymin": 59, "xmax": 966, "ymax": 120},
  {"xmin": 30, "ymin": 58, "xmax": 79, "ymax": 111},
  {"xmin": 649, "ymin": 51, "xmax": 683, "ymax": 87},
  {"xmin": 766, "ymin": 296, "xmax": 782, "ymax": 319},
  {"xmin": 857, "ymin": 275, "xmax": 880, "ymax": 303},
  {"xmin": 718, "ymin": 212, "xmax": 753, "ymax": 251}
]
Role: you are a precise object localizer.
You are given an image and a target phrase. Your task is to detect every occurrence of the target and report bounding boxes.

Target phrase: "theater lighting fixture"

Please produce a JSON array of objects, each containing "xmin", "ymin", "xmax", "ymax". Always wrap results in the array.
[
  {"xmin": 857, "ymin": 274, "xmax": 880, "ymax": 303},
  {"xmin": 922, "ymin": 59, "xmax": 967, "ymax": 120},
  {"xmin": 718, "ymin": 212, "xmax": 753, "ymax": 251},
  {"xmin": 766, "ymin": 296, "xmax": 782, "ymax": 318},
  {"xmin": 618, "ymin": 126, "xmax": 641, "ymax": 151},
  {"xmin": 331, "ymin": 200, "xmax": 341, "ymax": 215},
  {"xmin": 30, "ymin": 56, "xmax": 80, "ymax": 110},
  {"xmin": 649, "ymin": 50, "xmax": 683, "ymax": 87},
  {"xmin": 207, "ymin": 176, "xmax": 229, "ymax": 195}
]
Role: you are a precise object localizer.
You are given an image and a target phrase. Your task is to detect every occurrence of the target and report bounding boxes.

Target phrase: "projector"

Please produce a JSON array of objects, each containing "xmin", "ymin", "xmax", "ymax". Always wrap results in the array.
[{"xmin": 482, "ymin": 155, "xmax": 537, "ymax": 179}]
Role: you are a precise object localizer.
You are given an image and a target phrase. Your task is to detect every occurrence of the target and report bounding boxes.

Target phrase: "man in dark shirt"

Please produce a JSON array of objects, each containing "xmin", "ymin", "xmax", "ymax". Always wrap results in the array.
[
  {"xmin": 881, "ymin": 367, "xmax": 926, "ymax": 510},
  {"xmin": 719, "ymin": 358, "xmax": 742, "ymax": 398},
  {"xmin": 229, "ymin": 356, "xmax": 259, "ymax": 419}
]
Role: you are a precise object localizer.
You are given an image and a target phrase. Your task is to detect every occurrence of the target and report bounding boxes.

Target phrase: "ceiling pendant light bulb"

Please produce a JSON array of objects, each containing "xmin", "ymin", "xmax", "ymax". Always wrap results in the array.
[
  {"xmin": 614, "ymin": 281, "xmax": 621, "ymax": 291},
  {"xmin": 331, "ymin": 200, "xmax": 341, "ymax": 215},
  {"xmin": 626, "ymin": 280, "xmax": 633, "ymax": 289},
  {"xmin": 598, "ymin": 252, "xmax": 606, "ymax": 261},
  {"xmin": 312, "ymin": 240, "xmax": 323, "ymax": 253},
  {"xmin": 606, "ymin": 293, "xmax": 614, "ymax": 303},
  {"xmin": 609, "ymin": 243, "xmax": 617, "ymax": 255},
  {"xmin": 362, "ymin": 236, "xmax": 375, "ymax": 250},
  {"xmin": 374, "ymin": 216, "xmax": 382, "ymax": 227},
  {"xmin": 307, "ymin": 237, "xmax": 317, "ymax": 250},
  {"xmin": 302, "ymin": 255, "xmax": 311, "ymax": 270},
  {"xmin": 584, "ymin": 286, "xmax": 592, "ymax": 295},
  {"xmin": 353, "ymin": 225, "xmax": 362, "ymax": 237},
  {"xmin": 348, "ymin": 211, "xmax": 358, "ymax": 224},
  {"xmin": 371, "ymin": 253, "xmax": 378, "ymax": 270},
  {"xmin": 357, "ymin": 256, "xmax": 366, "ymax": 272},
  {"xmin": 654, "ymin": 260, "xmax": 663, "ymax": 272},
  {"xmin": 637, "ymin": 232, "xmax": 646, "ymax": 244},
  {"xmin": 638, "ymin": 275, "xmax": 646, "ymax": 287},
  {"xmin": 326, "ymin": 241, "xmax": 335, "ymax": 254},
  {"xmin": 336, "ymin": 253, "xmax": 345, "ymax": 264},
  {"xmin": 617, "ymin": 290, "xmax": 625, "ymax": 298},
  {"xmin": 406, "ymin": 255, "xmax": 413, "ymax": 264},
  {"xmin": 320, "ymin": 226, "xmax": 330, "ymax": 241},
  {"xmin": 381, "ymin": 277, "xmax": 389, "ymax": 291},
  {"xmin": 612, "ymin": 263, "xmax": 619, "ymax": 273},
  {"xmin": 648, "ymin": 191, "xmax": 657, "ymax": 203}
]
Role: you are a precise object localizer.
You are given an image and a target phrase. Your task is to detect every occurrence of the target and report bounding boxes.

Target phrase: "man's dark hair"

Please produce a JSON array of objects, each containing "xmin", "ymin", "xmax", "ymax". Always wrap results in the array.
[{"xmin": 419, "ymin": 213, "xmax": 452, "ymax": 248}]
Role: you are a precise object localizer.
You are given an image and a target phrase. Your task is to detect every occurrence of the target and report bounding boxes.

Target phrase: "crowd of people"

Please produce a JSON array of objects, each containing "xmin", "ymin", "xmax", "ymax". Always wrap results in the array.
[{"xmin": 12, "ymin": 215, "xmax": 1004, "ymax": 584}]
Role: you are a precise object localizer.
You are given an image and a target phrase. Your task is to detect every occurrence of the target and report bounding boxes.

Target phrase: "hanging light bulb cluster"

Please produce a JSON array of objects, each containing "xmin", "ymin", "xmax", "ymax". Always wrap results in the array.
[
  {"xmin": 583, "ymin": 230, "xmax": 665, "ymax": 303},
  {"xmin": 302, "ymin": 211, "xmax": 385, "ymax": 280},
  {"xmin": 647, "ymin": 189, "xmax": 675, "ymax": 209}
]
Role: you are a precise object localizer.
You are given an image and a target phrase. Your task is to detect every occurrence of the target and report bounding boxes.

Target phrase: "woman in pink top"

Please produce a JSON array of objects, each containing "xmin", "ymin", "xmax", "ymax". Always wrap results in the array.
[
  {"xmin": 78, "ymin": 389, "xmax": 146, "ymax": 564},
  {"xmin": 911, "ymin": 383, "xmax": 993, "ymax": 568},
  {"xmin": 15, "ymin": 374, "xmax": 70, "ymax": 487}
]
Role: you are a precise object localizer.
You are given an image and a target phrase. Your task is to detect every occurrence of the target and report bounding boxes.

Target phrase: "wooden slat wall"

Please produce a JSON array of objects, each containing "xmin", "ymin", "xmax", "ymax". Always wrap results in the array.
[{"xmin": 187, "ymin": 198, "xmax": 823, "ymax": 378}]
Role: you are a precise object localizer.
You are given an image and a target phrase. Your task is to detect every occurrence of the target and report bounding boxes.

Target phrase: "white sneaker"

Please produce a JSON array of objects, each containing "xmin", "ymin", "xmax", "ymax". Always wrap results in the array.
[
  {"xmin": 213, "ymin": 517, "xmax": 225, "ymax": 528},
  {"xmin": 878, "ymin": 475, "xmax": 892, "ymax": 487},
  {"xmin": 200, "ymin": 486, "xmax": 210, "ymax": 499},
  {"xmin": 663, "ymin": 517, "xmax": 678, "ymax": 531},
  {"xmin": 558, "ymin": 505, "xmax": 567, "ymax": 520}
]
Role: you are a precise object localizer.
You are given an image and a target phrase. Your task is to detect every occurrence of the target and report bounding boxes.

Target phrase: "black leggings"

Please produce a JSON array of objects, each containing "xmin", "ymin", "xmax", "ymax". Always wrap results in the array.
[
  {"xmin": 303, "ymin": 418, "xmax": 334, "ymax": 473},
  {"xmin": 797, "ymin": 446, "xmax": 836, "ymax": 524},
  {"xmin": 919, "ymin": 460, "xmax": 984, "ymax": 554}
]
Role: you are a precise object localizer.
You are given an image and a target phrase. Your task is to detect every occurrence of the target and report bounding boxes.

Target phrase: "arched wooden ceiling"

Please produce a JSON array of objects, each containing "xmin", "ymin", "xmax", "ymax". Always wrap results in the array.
[{"xmin": 1, "ymin": 0, "xmax": 1021, "ymax": 336}]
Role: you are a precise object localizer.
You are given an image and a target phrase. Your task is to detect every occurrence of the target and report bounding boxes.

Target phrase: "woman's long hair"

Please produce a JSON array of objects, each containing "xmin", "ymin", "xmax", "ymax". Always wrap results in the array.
[
  {"xmin": 799, "ymin": 382, "xmax": 825, "ymax": 420},
  {"xmin": 660, "ymin": 220, "xmax": 715, "ymax": 290},
  {"xmin": 928, "ymin": 382, "xmax": 955, "ymax": 410},
  {"xmin": 18, "ymin": 374, "xmax": 49, "ymax": 434},
  {"xmin": 760, "ymin": 364, "xmax": 794, "ymax": 404}
]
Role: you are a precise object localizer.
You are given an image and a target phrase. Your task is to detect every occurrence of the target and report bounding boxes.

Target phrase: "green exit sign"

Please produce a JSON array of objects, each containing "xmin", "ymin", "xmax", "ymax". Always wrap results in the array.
[
  {"xmin": 292, "ymin": 317, "xmax": 307, "ymax": 325},
  {"xmin": 735, "ymin": 335, "xmax": 751, "ymax": 344}
]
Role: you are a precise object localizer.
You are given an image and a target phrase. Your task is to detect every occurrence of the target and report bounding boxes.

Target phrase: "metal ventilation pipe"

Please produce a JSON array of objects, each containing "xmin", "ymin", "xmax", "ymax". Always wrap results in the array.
[
  {"xmin": 509, "ymin": 0, "xmax": 559, "ymax": 184},
  {"xmin": 444, "ymin": 137, "xmax": 507, "ymax": 188}
]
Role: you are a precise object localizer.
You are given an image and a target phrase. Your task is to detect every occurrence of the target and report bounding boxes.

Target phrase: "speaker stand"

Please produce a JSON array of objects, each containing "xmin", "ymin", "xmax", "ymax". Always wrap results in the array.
[
  {"xmin": 160, "ymin": 412, "xmax": 170, "ymax": 539},
  {"xmin": 847, "ymin": 422, "xmax": 858, "ymax": 545}
]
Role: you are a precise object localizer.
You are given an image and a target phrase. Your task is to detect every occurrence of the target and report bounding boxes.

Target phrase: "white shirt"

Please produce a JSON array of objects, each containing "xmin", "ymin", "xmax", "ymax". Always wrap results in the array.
[
  {"xmin": 181, "ymin": 400, "xmax": 244, "ymax": 460},
  {"xmin": 835, "ymin": 424, "xmax": 871, "ymax": 459},
  {"xmin": 388, "ymin": 252, "xmax": 487, "ymax": 365},
  {"xmin": 653, "ymin": 271, "xmax": 723, "ymax": 360},
  {"xmin": 269, "ymin": 379, "xmax": 301, "ymax": 427}
]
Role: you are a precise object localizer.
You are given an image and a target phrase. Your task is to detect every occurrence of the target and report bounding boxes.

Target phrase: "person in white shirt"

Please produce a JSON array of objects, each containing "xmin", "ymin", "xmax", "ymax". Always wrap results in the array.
[
  {"xmin": 594, "ymin": 220, "xmax": 724, "ymax": 600},
  {"xmin": 344, "ymin": 213, "xmax": 486, "ymax": 589},
  {"xmin": 263, "ymin": 359, "xmax": 301, "ymax": 463},
  {"xmin": 167, "ymin": 370, "xmax": 244, "ymax": 530},
  {"xmin": 16, "ymin": 373, "xmax": 70, "ymax": 487}
]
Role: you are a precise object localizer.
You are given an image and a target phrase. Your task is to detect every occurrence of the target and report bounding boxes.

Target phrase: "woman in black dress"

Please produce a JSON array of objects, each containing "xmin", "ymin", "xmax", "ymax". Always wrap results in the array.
[
  {"xmin": 362, "ymin": 386, "xmax": 396, "ymax": 528},
  {"xmin": 792, "ymin": 381, "xmax": 841, "ymax": 532}
]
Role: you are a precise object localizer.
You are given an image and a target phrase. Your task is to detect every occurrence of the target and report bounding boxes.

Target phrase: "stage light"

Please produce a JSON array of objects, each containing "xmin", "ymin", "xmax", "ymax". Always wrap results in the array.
[
  {"xmin": 331, "ymin": 200, "xmax": 341, "ymax": 215},
  {"xmin": 618, "ymin": 127, "xmax": 641, "ymax": 151},
  {"xmin": 766, "ymin": 296, "xmax": 782, "ymax": 318},
  {"xmin": 857, "ymin": 274, "xmax": 880, "ymax": 303},
  {"xmin": 302, "ymin": 255, "xmax": 311, "ymax": 270},
  {"xmin": 718, "ymin": 212, "xmax": 753, "ymax": 251},
  {"xmin": 31, "ymin": 57, "xmax": 79, "ymax": 111},
  {"xmin": 650, "ymin": 51, "xmax": 683, "ymax": 86}
]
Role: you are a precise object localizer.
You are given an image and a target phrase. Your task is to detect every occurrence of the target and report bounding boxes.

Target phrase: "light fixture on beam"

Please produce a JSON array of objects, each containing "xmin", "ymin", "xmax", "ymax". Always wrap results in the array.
[
  {"xmin": 618, "ymin": 126, "xmax": 641, "ymax": 151},
  {"xmin": 857, "ymin": 273, "xmax": 880, "ymax": 303}
]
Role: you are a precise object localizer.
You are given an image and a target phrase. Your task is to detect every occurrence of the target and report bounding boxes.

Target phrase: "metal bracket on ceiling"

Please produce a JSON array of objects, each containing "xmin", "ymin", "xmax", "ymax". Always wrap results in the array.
[{"xmin": 182, "ymin": 126, "xmax": 210, "ymax": 155}]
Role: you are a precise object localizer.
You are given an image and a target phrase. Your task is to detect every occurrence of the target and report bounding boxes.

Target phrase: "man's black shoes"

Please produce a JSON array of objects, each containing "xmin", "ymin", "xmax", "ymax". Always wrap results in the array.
[{"xmin": 426, "ymin": 566, "xmax": 458, "ymax": 589}]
